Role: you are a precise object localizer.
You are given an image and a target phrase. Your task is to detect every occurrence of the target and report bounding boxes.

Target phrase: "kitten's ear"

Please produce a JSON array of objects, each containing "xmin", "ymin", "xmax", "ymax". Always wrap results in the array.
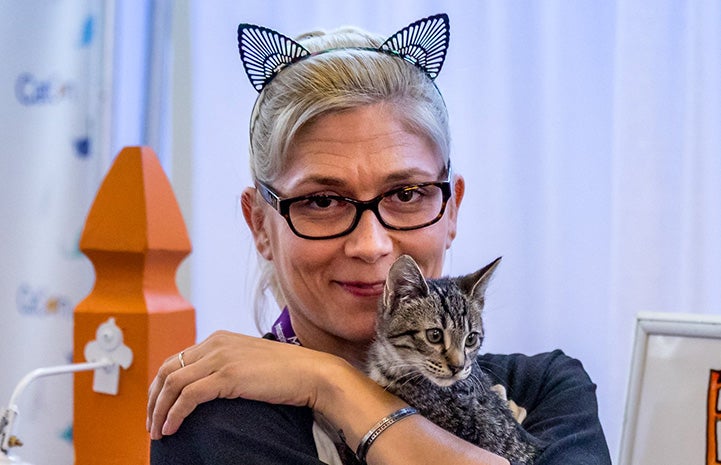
[
  {"xmin": 383, "ymin": 255, "xmax": 429, "ymax": 310},
  {"xmin": 459, "ymin": 257, "xmax": 502, "ymax": 303}
]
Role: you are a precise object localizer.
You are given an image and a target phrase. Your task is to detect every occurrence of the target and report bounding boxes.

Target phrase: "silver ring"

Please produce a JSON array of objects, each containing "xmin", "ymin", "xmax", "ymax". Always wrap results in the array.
[{"xmin": 178, "ymin": 351, "xmax": 186, "ymax": 368}]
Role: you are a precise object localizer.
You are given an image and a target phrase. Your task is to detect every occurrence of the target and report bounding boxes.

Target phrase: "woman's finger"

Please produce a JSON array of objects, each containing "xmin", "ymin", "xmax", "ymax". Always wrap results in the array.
[
  {"xmin": 160, "ymin": 372, "xmax": 228, "ymax": 436},
  {"xmin": 147, "ymin": 352, "xmax": 179, "ymax": 431},
  {"xmin": 147, "ymin": 346, "xmax": 201, "ymax": 438}
]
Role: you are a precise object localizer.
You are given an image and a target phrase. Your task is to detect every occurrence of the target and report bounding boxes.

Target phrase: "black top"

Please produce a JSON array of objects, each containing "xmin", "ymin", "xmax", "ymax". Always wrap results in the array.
[{"xmin": 151, "ymin": 349, "xmax": 611, "ymax": 464}]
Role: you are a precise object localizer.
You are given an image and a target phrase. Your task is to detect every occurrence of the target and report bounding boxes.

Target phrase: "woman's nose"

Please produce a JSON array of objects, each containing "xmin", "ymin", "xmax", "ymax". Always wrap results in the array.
[{"xmin": 343, "ymin": 209, "xmax": 393, "ymax": 263}]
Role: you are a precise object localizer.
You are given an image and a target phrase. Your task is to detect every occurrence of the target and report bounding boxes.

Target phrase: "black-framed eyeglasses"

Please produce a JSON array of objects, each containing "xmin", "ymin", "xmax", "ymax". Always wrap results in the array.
[{"xmin": 255, "ymin": 178, "xmax": 452, "ymax": 240}]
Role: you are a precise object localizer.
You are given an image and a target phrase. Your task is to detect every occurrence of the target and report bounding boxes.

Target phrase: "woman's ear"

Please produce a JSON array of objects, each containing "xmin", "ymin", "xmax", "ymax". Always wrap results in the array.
[
  {"xmin": 241, "ymin": 187, "xmax": 273, "ymax": 260},
  {"xmin": 445, "ymin": 173, "xmax": 465, "ymax": 249}
]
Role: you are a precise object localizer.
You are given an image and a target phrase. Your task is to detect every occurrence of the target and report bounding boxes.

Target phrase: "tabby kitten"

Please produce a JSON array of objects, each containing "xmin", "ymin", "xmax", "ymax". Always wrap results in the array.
[{"xmin": 366, "ymin": 255, "xmax": 540, "ymax": 464}]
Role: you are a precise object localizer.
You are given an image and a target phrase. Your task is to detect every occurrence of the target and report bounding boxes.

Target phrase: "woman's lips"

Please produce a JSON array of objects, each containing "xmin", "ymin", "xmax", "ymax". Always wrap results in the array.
[{"xmin": 335, "ymin": 280, "xmax": 385, "ymax": 297}]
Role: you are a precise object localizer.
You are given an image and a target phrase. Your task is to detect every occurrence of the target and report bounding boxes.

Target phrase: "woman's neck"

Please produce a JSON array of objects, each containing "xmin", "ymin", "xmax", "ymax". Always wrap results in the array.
[{"xmin": 274, "ymin": 307, "xmax": 370, "ymax": 369}]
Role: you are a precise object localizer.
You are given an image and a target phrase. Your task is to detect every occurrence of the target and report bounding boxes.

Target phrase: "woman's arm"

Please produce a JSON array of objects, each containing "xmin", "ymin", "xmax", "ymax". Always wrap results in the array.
[
  {"xmin": 147, "ymin": 331, "xmax": 331, "ymax": 438},
  {"xmin": 147, "ymin": 331, "xmax": 510, "ymax": 465}
]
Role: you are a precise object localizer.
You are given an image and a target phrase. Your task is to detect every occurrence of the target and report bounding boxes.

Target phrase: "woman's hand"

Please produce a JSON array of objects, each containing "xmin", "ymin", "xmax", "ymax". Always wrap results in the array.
[{"xmin": 146, "ymin": 330, "xmax": 338, "ymax": 439}]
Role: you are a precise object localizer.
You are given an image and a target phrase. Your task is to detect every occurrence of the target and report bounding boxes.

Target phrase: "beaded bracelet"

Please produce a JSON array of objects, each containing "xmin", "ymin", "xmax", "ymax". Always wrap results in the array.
[{"xmin": 355, "ymin": 406, "xmax": 419, "ymax": 463}]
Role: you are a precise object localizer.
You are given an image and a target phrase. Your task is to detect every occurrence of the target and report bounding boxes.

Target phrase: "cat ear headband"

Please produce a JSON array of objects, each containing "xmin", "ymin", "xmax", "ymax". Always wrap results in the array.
[{"xmin": 237, "ymin": 13, "xmax": 450, "ymax": 92}]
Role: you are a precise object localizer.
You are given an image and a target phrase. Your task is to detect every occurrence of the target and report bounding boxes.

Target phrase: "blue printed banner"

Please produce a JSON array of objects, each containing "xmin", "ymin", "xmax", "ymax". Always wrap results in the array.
[{"xmin": 0, "ymin": 2, "xmax": 109, "ymax": 464}]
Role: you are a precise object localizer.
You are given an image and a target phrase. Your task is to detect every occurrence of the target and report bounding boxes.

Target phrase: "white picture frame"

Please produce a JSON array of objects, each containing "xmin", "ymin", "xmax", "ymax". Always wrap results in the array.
[{"xmin": 619, "ymin": 312, "xmax": 721, "ymax": 465}]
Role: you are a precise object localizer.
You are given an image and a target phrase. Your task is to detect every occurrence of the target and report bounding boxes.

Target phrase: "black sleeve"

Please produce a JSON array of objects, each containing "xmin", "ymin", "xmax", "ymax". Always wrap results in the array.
[
  {"xmin": 150, "ymin": 397, "xmax": 324, "ymax": 464},
  {"xmin": 478, "ymin": 350, "xmax": 612, "ymax": 465}
]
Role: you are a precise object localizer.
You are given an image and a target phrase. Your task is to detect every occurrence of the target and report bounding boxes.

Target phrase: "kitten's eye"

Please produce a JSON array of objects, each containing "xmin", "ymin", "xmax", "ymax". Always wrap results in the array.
[
  {"xmin": 465, "ymin": 332, "xmax": 479, "ymax": 348},
  {"xmin": 426, "ymin": 328, "xmax": 443, "ymax": 344}
]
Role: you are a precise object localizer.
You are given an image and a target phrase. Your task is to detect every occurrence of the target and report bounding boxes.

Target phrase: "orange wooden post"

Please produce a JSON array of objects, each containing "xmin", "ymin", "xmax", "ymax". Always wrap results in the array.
[{"xmin": 73, "ymin": 146, "xmax": 196, "ymax": 464}]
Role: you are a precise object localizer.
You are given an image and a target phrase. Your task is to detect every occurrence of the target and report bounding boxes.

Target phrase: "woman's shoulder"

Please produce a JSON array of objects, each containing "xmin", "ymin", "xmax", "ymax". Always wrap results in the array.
[
  {"xmin": 478, "ymin": 350, "xmax": 592, "ymax": 388},
  {"xmin": 478, "ymin": 349, "xmax": 597, "ymax": 408}
]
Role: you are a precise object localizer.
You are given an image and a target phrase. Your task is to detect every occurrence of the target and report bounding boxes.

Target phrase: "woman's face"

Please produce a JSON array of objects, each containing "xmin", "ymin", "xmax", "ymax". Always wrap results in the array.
[{"xmin": 243, "ymin": 103, "xmax": 464, "ymax": 360}]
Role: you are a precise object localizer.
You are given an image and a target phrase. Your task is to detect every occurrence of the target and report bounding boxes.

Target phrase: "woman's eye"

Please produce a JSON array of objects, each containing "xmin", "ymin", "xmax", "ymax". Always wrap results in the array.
[
  {"xmin": 426, "ymin": 328, "xmax": 443, "ymax": 344},
  {"xmin": 393, "ymin": 188, "xmax": 420, "ymax": 203},
  {"xmin": 296, "ymin": 195, "xmax": 340, "ymax": 211},
  {"xmin": 309, "ymin": 196, "xmax": 334, "ymax": 209}
]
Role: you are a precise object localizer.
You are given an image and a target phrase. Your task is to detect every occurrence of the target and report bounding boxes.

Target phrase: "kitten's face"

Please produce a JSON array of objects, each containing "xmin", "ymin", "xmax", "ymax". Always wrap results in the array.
[
  {"xmin": 389, "ymin": 285, "xmax": 483, "ymax": 387},
  {"xmin": 376, "ymin": 255, "xmax": 500, "ymax": 387}
]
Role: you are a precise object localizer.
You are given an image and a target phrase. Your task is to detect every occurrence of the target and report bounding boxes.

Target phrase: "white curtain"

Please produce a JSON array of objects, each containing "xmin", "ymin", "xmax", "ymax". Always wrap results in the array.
[
  {"xmin": 0, "ymin": 2, "xmax": 111, "ymax": 464},
  {"xmin": 163, "ymin": 0, "xmax": 721, "ymax": 461}
]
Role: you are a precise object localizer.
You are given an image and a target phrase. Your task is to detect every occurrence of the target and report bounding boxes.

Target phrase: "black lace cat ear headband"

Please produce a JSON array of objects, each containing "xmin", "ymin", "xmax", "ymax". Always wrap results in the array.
[{"xmin": 237, "ymin": 13, "xmax": 450, "ymax": 92}]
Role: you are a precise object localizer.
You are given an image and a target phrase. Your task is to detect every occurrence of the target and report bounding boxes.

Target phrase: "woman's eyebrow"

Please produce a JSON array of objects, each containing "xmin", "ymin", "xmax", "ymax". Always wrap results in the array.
[
  {"xmin": 383, "ymin": 169, "xmax": 440, "ymax": 184},
  {"xmin": 290, "ymin": 175, "xmax": 346, "ymax": 189},
  {"xmin": 289, "ymin": 168, "xmax": 442, "ymax": 191}
]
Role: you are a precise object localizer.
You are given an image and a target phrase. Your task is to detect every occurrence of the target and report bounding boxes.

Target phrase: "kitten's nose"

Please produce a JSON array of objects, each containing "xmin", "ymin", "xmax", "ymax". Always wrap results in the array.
[
  {"xmin": 448, "ymin": 363, "xmax": 464, "ymax": 375},
  {"xmin": 447, "ymin": 352, "xmax": 465, "ymax": 375}
]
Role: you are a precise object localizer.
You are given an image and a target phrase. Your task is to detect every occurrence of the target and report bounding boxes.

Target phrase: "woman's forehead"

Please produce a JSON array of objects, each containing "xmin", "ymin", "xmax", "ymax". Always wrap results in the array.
[{"xmin": 291, "ymin": 106, "xmax": 441, "ymax": 158}]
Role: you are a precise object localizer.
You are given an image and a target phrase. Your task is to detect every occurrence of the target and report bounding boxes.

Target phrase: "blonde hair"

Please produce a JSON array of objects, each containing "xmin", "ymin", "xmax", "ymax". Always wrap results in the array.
[{"xmin": 248, "ymin": 25, "xmax": 451, "ymax": 331}]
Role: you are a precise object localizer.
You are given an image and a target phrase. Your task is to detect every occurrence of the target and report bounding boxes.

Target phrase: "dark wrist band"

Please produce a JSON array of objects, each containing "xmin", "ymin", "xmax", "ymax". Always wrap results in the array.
[{"xmin": 355, "ymin": 406, "xmax": 418, "ymax": 463}]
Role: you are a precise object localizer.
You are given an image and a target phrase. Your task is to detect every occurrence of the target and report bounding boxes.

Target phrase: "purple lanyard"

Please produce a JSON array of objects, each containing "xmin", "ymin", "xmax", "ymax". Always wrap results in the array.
[{"xmin": 269, "ymin": 307, "xmax": 302, "ymax": 346}]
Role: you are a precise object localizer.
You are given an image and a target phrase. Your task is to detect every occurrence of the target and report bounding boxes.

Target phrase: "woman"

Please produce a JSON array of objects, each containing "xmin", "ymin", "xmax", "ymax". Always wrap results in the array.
[{"xmin": 148, "ymin": 14, "xmax": 611, "ymax": 465}]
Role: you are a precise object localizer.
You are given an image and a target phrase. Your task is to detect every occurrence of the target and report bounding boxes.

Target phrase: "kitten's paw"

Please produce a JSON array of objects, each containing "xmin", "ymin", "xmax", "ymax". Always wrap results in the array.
[{"xmin": 491, "ymin": 384, "xmax": 528, "ymax": 424}]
